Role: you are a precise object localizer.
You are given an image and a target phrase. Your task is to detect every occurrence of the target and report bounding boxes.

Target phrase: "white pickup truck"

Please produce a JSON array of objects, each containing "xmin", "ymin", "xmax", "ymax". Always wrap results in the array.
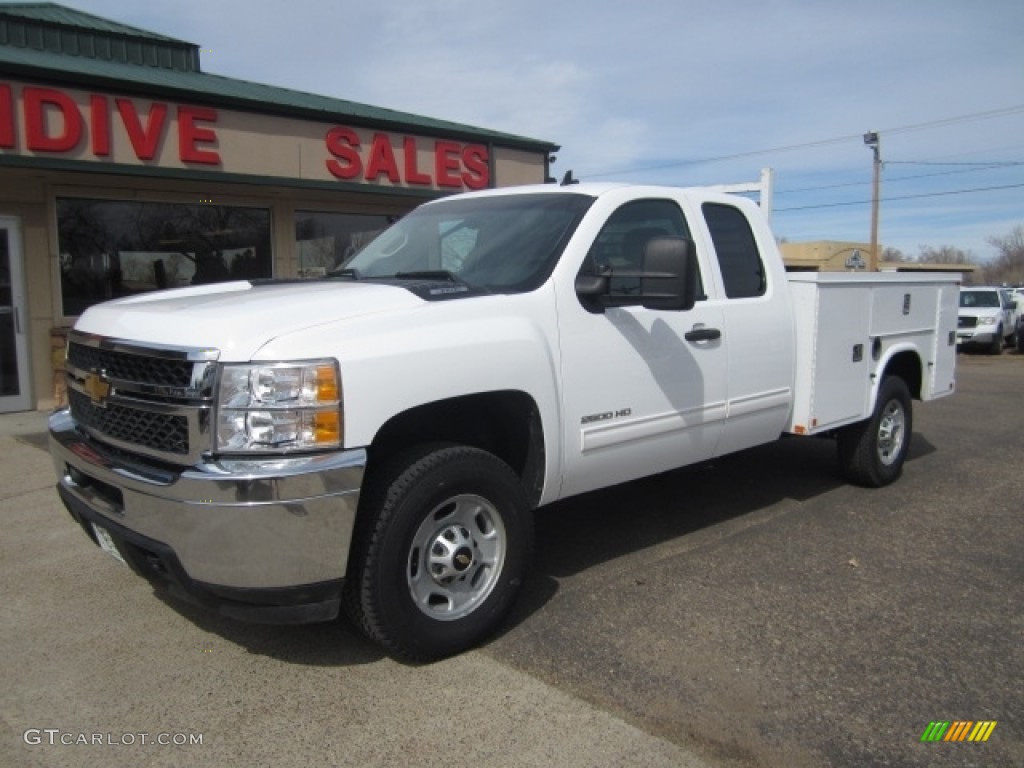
[
  {"xmin": 956, "ymin": 286, "xmax": 1019, "ymax": 353},
  {"xmin": 49, "ymin": 182, "xmax": 959, "ymax": 660}
]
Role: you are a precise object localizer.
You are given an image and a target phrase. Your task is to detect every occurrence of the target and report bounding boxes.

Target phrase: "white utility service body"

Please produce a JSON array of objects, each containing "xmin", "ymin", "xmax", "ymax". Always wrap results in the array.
[
  {"xmin": 49, "ymin": 182, "xmax": 959, "ymax": 660},
  {"xmin": 787, "ymin": 272, "xmax": 958, "ymax": 435}
]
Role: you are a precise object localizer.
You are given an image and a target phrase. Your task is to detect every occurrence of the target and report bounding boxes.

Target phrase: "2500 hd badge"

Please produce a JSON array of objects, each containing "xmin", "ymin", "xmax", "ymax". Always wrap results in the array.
[{"xmin": 581, "ymin": 408, "xmax": 632, "ymax": 425}]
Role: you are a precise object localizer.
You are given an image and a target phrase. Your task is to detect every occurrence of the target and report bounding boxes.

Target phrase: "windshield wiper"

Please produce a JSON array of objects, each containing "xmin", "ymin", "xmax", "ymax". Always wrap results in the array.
[
  {"xmin": 392, "ymin": 270, "xmax": 492, "ymax": 295},
  {"xmin": 329, "ymin": 268, "xmax": 362, "ymax": 280},
  {"xmin": 393, "ymin": 270, "xmax": 462, "ymax": 282}
]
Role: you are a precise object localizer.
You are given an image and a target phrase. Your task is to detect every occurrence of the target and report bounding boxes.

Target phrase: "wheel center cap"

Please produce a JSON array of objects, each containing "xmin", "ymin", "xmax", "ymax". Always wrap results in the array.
[
  {"xmin": 427, "ymin": 525, "xmax": 477, "ymax": 585},
  {"xmin": 453, "ymin": 547, "xmax": 474, "ymax": 572}
]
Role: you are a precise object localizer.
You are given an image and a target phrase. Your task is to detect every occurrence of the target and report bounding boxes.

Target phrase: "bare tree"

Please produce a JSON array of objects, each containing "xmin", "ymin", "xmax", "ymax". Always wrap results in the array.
[
  {"xmin": 984, "ymin": 225, "xmax": 1024, "ymax": 285},
  {"xmin": 915, "ymin": 245, "xmax": 977, "ymax": 265},
  {"xmin": 881, "ymin": 246, "xmax": 906, "ymax": 262}
]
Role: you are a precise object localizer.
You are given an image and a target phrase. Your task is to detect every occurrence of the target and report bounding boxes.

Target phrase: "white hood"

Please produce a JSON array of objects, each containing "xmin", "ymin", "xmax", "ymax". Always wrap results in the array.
[{"xmin": 74, "ymin": 280, "xmax": 425, "ymax": 360}]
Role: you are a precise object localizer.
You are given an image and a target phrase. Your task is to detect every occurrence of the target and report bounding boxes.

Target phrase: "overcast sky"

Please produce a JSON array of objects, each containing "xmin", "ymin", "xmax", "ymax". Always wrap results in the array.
[{"xmin": 62, "ymin": 0, "xmax": 1024, "ymax": 261}]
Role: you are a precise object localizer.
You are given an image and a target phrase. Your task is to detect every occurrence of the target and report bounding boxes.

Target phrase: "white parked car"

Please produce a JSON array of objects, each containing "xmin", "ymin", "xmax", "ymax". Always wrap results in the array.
[
  {"xmin": 957, "ymin": 286, "xmax": 1017, "ymax": 354},
  {"xmin": 1010, "ymin": 287, "xmax": 1024, "ymax": 352}
]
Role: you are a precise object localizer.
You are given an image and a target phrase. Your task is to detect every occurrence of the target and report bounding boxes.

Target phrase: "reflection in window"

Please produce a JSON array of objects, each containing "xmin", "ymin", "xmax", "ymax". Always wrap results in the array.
[
  {"xmin": 0, "ymin": 231, "xmax": 18, "ymax": 396},
  {"xmin": 295, "ymin": 211, "xmax": 393, "ymax": 278},
  {"xmin": 57, "ymin": 198, "xmax": 271, "ymax": 317},
  {"xmin": 342, "ymin": 194, "xmax": 592, "ymax": 292},
  {"xmin": 584, "ymin": 199, "xmax": 693, "ymax": 297}
]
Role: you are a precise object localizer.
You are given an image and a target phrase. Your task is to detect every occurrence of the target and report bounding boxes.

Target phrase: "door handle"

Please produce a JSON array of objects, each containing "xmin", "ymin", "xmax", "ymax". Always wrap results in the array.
[{"xmin": 685, "ymin": 327, "xmax": 721, "ymax": 342}]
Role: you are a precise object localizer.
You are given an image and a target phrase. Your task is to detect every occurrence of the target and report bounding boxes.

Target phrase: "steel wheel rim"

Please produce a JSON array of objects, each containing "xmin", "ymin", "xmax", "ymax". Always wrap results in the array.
[
  {"xmin": 407, "ymin": 494, "xmax": 507, "ymax": 621},
  {"xmin": 877, "ymin": 399, "xmax": 906, "ymax": 466}
]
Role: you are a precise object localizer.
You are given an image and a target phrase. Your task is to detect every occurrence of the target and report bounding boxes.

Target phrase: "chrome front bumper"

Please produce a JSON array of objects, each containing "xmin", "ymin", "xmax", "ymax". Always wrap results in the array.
[
  {"xmin": 955, "ymin": 329, "xmax": 998, "ymax": 345},
  {"xmin": 49, "ymin": 408, "xmax": 365, "ymax": 623}
]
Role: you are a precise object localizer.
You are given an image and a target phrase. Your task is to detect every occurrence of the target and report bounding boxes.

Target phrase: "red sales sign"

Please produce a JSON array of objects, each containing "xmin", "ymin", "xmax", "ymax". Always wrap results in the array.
[
  {"xmin": 0, "ymin": 82, "xmax": 490, "ymax": 189},
  {"xmin": 325, "ymin": 127, "xmax": 489, "ymax": 189}
]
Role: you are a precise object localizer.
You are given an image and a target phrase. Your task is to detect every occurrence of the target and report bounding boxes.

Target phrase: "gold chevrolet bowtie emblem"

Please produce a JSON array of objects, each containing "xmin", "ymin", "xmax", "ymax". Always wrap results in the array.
[{"xmin": 83, "ymin": 372, "xmax": 111, "ymax": 405}]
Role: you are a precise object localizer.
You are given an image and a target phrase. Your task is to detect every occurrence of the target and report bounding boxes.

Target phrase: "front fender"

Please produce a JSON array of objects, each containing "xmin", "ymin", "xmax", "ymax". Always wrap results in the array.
[{"xmin": 255, "ymin": 288, "xmax": 566, "ymax": 505}]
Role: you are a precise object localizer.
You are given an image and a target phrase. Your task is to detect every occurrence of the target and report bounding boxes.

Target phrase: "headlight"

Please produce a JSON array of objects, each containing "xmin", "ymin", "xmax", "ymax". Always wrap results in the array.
[
  {"xmin": 976, "ymin": 316, "xmax": 998, "ymax": 326},
  {"xmin": 216, "ymin": 360, "xmax": 342, "ymax": 453}
]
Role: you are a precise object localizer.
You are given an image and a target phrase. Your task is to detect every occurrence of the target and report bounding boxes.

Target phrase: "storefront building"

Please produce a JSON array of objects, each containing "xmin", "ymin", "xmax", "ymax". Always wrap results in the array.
[
  {"xmin": 780, "ymin": 241, "xmax": 974, "ymax": 276},
  {"xmin": 0, "ymin": 3, "xmax": 557, "ymax": 412}
]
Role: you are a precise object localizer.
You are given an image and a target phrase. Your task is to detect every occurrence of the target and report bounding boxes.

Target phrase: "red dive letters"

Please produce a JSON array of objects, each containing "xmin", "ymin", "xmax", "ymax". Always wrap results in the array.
[{"xmin": 0, "ymin": 85, "xmax": 220, "ymax": 165}]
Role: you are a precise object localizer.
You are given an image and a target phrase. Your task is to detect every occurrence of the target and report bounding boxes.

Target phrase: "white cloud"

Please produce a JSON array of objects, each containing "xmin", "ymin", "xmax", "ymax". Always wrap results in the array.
[{"xmin": 45, "ymin": 0, "xmax": 1024, "ymax": 254}]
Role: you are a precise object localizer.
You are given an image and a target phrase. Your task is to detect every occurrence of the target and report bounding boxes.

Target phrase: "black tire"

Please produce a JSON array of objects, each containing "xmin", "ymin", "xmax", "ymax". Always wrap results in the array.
[
  {"xmin": 344, "ymin": 445, "xmax": 533, "ymax": 661},
  {"xmin": 989, "ymin": 327, "xmax": 1003, "ymax": 355},
  {"xmin": 1017, "ymin": 328, "xmax": 1024, "ymax": 354},
  {"xmin": 837, "ymin": 376, "xmax": 913, "ymax": 488}
]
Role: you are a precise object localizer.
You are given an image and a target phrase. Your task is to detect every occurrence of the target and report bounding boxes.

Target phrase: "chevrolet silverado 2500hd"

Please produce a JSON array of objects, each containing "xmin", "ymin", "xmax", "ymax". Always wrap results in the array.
[{"xmin": 49, "ymin": 183, "xmax": 959, "ymax": 660}]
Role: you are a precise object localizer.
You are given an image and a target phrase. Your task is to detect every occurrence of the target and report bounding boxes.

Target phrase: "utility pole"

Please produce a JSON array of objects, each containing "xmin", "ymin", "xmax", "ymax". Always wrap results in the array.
[{"xmin": 863, "ymin": 131, "xmax": 881, "ymax": 271}]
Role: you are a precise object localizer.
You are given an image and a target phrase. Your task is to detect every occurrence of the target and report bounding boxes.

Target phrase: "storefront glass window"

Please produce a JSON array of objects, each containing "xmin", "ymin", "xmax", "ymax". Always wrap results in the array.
[
  {"xmin": 0, "ymin": 230, "xmax": 18, "ymax": 396},
  {"xmin": 57, "ymin": 198, "xmax": 272, "ymax": 317},
  {"xmin": 295, "ymin": 211, "xmax": 393, "ymax": 278}
]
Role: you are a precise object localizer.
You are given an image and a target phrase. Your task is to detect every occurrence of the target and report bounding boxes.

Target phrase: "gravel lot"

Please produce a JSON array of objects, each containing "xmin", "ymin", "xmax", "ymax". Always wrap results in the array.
[{"xmin": 2, "ymin": 353, "xmax": 1021, "ymax": 767}]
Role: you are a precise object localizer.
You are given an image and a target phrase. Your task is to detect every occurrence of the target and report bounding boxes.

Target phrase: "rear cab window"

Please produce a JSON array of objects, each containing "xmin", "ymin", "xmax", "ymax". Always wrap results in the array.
[{"xmin": 702, "ymin": 203, "xmax": 767, "ymax": 299}]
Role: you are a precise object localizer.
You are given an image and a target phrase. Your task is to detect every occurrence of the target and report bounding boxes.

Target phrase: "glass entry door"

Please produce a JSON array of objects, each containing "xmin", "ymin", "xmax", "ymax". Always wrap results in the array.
[{"xmin": 0, "ymin": 217, "xmax": 32, "ymax": 413}]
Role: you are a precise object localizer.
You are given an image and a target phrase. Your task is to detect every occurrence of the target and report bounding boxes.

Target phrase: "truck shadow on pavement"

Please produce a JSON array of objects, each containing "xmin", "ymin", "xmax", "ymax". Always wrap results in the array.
[
  {"xmin": 14, "ymin": 432, "xmax": 50, "ymax": 452},
  {"xmin": 151, "ymin": 429, "xmax": 936, "ymax": 666},
  {"xmin": 506, "ymin": 430, "xmax": 936, "ymax": 623},
  {"xmin": 153, "ymin": 593, "xmax": 389, "ymax": 663},
  {"xmin": 154, "ymin": 592, "xmax": 390, "ymax": 666}
]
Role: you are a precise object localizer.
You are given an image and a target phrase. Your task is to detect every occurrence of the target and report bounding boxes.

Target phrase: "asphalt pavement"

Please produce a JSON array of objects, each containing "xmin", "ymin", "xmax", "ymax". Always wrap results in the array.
[{"xmin": 2, "ymin": 353, "xmax": 1021, "ymax": 768}]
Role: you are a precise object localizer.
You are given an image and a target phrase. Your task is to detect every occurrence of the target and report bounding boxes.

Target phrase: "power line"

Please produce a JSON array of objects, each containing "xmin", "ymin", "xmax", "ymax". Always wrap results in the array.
[
  {"xmin": 584, "ymin": 135, "xmax": 860, "ymax": 178},
  {"xmin": 777, "ymin": 163, "xmax": 1021, "ymax": 195},
  {"xmin": 775, "ymin": 182, "xmax": 1024, "ymax": 212},
  {"xmin": 886, "ymin": 160, "xmax": 1024, "ymax": 166},
  {"xmin": 581, "ymin": 103, "xmax": 1024, "ymax": 178},
  {"xmin": 585, "ymin": 135, "xmax": 859, "ymax": 178},
  {"xmin": 883, "ymin": 104, "xmax": 1024, "ymax": 136}
]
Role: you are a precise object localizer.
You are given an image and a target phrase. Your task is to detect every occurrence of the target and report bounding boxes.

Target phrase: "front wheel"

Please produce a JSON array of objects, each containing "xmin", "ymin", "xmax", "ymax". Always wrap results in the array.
[
  {"xmin": 837, "ymin": 376, "xmax": 913, "ymax": 487},
  {"xmin": 344, "ymin": 445, "xmax": 533, "ymax": 661},
  {"xmin": 989, "ymin": 327, "xmax": 1003, "ymax": 355}
]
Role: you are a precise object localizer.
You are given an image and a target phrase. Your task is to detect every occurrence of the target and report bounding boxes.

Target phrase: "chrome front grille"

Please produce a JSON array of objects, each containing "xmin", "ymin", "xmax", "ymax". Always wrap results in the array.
[
  {"xmin": 65, "ymin": 332, "xmax": 220, "ymax": 465},
  {"xmin": 68, "ymin": 388, "xmax": 190, "ymax": 456},
  {"xmin": 67, "ymin": 343, "xmax": 195, "ymax": 389}
]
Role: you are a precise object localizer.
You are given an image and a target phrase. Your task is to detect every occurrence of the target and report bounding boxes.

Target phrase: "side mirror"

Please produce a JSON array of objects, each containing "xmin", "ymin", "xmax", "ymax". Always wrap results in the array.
[
  {"xmin": 640, "ymin": 236, "xmax": 699, "ymax": 312},
  {"xmin": 575, "ymin": 236, "xmax": 699, "ymax": 312},
  {"xmin": 574, "ymin": 272, "xmax": 609, "ymax": 297}
]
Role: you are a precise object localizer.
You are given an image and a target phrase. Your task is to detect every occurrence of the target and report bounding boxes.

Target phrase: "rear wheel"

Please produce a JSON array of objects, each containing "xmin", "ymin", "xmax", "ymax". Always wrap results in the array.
[
  {"xmin": 344, "ymin": 445, "xmax": 532, "ymax": 661},
  {"xmin": 837, "ymin": 376, "xmax": 913, "ymax": 487}
]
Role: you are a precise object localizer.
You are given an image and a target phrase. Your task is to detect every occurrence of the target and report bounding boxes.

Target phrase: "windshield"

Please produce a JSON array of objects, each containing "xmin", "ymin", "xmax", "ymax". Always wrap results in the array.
[
  {"xmin": 959, "ymin": 290, "xmax": 1000, "ymax": 309},
  {"xmin": 339, "ymin": 193, "xmax": 594, "ymax": 293}
]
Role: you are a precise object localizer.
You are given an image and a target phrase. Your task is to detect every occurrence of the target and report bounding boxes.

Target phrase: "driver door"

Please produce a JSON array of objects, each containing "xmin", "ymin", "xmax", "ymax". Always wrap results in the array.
[{"xmin": 556, "ymin": 198, "xmax": 728, "ymax": 498}]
